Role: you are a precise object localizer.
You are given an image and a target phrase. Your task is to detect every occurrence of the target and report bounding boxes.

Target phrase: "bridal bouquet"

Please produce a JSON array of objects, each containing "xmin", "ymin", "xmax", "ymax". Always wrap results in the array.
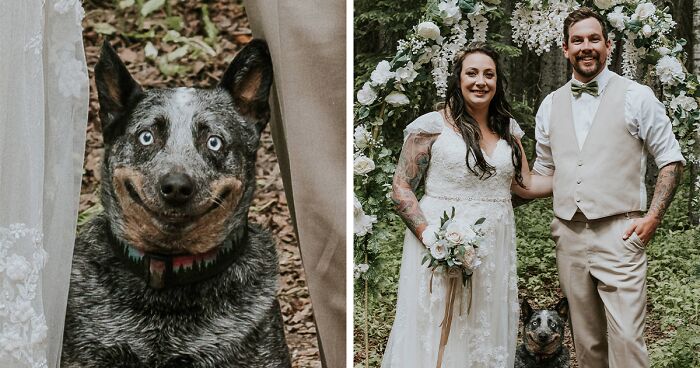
[
  {"xmin": 421, "ymin": 207, "xmax": 485, "ymax": 284},
  {"xmin": 420, "ymin": 207, "xmax": 485, "ymax": 368}
]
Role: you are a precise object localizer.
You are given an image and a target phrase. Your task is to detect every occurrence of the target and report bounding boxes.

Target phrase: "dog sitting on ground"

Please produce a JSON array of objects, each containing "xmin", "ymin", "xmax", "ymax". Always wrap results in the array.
[
  {"xmin": 515, "ymin": 297, "xmax": 570, "ymax": 368},
  {"xmin": 61, "ymin": 39, "xmax": 291, "ymax": 368}
]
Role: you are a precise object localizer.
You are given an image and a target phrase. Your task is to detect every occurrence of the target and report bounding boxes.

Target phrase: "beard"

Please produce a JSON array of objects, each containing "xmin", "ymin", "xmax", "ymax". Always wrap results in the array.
[{"xmin": 572, "ymin": 51, "xmax": 605, "ymax": 79}]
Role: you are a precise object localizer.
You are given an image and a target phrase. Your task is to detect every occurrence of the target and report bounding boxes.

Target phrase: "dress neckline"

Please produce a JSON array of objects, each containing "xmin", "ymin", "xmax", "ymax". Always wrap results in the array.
[{"xmin": 439, "ymin": 113, "xmax": 504, "ymax": 159}]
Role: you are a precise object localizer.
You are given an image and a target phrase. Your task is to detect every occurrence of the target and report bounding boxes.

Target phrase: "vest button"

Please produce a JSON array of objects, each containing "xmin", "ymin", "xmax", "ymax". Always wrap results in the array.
[
  {"xmin": 577, "ymin": 179, "xmax": 582, "ymax": 184},
  {"xmin": 577, "ymin": 160, "xmax": 583, "ymax": 166},
  {"xmin": 576, "ymin": 198, "xmax": 581, "ymax": 202}
]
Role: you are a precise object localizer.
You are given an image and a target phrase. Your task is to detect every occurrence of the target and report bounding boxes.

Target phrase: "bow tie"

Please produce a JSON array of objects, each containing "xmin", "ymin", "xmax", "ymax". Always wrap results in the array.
[{"xmin": 571, "ymin": 81, "xmax": 599, "ymax": 98}]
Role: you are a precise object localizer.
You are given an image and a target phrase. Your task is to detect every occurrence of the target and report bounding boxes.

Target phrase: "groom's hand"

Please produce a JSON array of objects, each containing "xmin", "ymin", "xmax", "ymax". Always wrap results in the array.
[{"xmin": 622, "ymin": 215, "xmax": 661, "ymax": 245}]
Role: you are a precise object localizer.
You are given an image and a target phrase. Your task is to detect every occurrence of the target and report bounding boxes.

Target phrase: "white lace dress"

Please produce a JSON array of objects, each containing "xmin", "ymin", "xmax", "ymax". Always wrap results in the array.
[{"xmin": 381, "ymin": 112, "xmax": 522, "ymax": 368}]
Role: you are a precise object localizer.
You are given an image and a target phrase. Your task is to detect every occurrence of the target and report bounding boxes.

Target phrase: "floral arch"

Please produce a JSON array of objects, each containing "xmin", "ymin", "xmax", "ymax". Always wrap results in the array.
[{"xmin": 353, "ymin": 0, "xmax": 699, "ymax": 284}]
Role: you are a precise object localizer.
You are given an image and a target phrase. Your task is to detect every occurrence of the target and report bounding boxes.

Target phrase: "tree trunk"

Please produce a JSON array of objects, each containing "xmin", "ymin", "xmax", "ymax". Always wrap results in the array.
[{"xmin": 537, "ymin": 48, "xmax": 568, "ymax": 105}]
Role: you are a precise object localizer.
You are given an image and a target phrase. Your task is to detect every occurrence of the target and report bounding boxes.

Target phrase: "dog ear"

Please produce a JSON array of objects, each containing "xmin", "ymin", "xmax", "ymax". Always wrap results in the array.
[
  {"xmin": 218, "ymin": 39, "xmax": 273, "ymax": 133},
  {"xmin": 554, "ymin": 298, "xmax": 569, "ymax": 320},
  {"xmin": 520, "ymin": 298, "xmax": 534, "ymax": 323},
  {"xmin": 95, "ymin": 41, "xmax": 143, "ymax": 144}
]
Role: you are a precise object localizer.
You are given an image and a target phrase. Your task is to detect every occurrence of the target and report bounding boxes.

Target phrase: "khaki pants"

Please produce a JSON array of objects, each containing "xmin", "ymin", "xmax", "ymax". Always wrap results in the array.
[
  {"xmin": 552, "ymin": 212, "xmax": 649, "ymax": 368},
  {"xmin": 243, "ymin": 2, "xmax": 346, "ymax": 367}
]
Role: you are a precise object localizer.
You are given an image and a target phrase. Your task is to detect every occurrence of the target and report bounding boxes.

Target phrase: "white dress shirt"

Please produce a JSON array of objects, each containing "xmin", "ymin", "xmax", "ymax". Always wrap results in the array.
[{"xmin": 534, "ymin": 67, "xmax": 686, "ymax": 177}]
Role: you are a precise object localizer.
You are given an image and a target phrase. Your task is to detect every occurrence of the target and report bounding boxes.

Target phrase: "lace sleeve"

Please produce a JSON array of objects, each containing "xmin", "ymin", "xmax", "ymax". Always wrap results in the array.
[
  {"xmin": 403, "ymin": 111, "xmax": 444, "ymax": 143},
  {"xmin": 510, "ymin": 118, "xmax": 525, "ymax": 140},
  {"xmin": 391, "ymin": 130, "xmax": 439, "ymax": 242}
]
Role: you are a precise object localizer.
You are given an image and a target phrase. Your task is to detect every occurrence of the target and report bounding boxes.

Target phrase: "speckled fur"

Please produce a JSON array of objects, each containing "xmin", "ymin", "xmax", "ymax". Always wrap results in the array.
[
  {"xmin": 62, "ymin": 40, "xmax": 290, "ymax": 367},
  {"xmin": 515, "ymin": 298, "xmax": 570, "ymax": 368}
]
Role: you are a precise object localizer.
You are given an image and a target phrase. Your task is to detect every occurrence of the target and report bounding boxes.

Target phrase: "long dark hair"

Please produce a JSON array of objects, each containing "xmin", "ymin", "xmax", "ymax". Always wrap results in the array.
[{"xmin": 443, "ymin": 43, "xmax": 525, "ymax": 188}]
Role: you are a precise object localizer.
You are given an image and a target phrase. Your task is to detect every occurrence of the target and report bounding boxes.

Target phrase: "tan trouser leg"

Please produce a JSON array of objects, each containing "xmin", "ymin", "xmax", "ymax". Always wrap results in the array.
[
  {"xmin": 243, "ymin": 2, "xmax": 346, "ymax": 367},
  {"xmin": 553, "ymin": 215, "xmax": 649, "ymax": 368}
]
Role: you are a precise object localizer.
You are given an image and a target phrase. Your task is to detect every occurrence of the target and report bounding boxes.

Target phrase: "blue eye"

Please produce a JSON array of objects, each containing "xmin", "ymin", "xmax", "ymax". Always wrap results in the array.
[
  {"xmin": 207, "ymin": 136, "xmax": 223, "ymax": 151},
  {"xmin": 138, "ymin": 130, "xmax": 154, "ymax": 146}
]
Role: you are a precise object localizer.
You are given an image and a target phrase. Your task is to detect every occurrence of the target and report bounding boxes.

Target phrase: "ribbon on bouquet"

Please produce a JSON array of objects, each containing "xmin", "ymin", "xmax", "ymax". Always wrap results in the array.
[{"xmin": 431, "ymin": 269, "xmax": 473, "ymax": 368}]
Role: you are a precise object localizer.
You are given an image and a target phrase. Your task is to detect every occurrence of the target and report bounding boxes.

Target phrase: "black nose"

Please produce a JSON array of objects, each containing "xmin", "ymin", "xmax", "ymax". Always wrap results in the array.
[
  {"xmin": 159, "ymin": 172, "xmax": 195, "ymax": 205},
  {"xmin": 538, "ymin": 333, "xmax": 549, "ymax": 342}
]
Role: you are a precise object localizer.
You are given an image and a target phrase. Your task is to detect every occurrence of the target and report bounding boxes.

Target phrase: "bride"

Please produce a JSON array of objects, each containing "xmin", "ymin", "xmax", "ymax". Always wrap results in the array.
[{"xmin": 381, "ymin": 44, "xmax": 551, "ymax": 367}]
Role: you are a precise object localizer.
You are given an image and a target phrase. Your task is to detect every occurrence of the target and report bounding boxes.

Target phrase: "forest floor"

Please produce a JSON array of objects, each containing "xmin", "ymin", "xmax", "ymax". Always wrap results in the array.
[{"xmin": 79, "ymin": 1, "xmax": 320, "ymax": 366}]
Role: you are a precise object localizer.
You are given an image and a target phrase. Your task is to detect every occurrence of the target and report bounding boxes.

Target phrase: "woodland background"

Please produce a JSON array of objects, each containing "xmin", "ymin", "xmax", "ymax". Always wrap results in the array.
[
  {"xmin": 354, "ymin": 1, "xmax": 700, "ymax": 367},
  {"xmin": 77, "ymin": 0, "xmax": 320, "ymax": 367}
]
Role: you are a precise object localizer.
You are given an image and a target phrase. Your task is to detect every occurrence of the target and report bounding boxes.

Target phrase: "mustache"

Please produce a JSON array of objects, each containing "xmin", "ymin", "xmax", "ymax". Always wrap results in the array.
[{"xmin": 576, "ymin": 52, "xmax": 599, "ymax": 61}]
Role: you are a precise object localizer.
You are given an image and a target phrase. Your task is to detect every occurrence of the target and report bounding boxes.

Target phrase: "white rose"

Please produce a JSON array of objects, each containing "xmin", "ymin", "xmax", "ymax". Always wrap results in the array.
[
  {"xmin": 416, "ymin": 21, "xmax": 441, "ymax": 41},
  {"xmin": 353, "ymin": 195, "xmax": 363, "ymax": 218},
  {"xmin": 593, "ymin": 0, "xmax": 614, "ymax": 10},
  {"xmin": 430, "ymin": 240, "xmax": 448, "ymax": 260},
  {"xmin": 396, "ymin": 61, "xmax": 418, "ymax": 83},
  {"xmin": 353, "ymin": 155, "xmax": 376, "ymax": 175},
  {"xmin": 461, "ymin": 245, "xmax": 480, "ymax": 269},
  {"xmin": 421, "ymin": 225, "xmax": 440, "ymax": 248},
  {"xmin": 670, "ymin": 92, "xmax": 699, "ymax": 112},
  {"xmin": 445, "ymin": 221, "xmax": 466, "ymax": 245},
  {"xmin": 354, "ymin": 125, "xmax": 371, "ymax": 150},
  {"xmin": 656, "ymin": 56, "xmax": 685, "ymax": 86},
  {"xmin": 607, "ymin": 7, "xmax": 628, "ymax": 31},
  {"xmin": 641, "ymin": 24, "xmax": 653, "ymax": 38},
  {"xmin": 438, "ymin": 0, "xmax": 461, "ymax": 25},
  {"xmin": 634, "ymin": 3, "xmax": 656, "ymax": 21},
  {"xmin": 353, "ymin": 195, "xmax": 376, "ymax": 236},
  {"xmin": 657, "ymin": 46, "xmax": 671, "ymax": 56},
  {"xmin": 370, "ymin": 60, "xmax": 395, "ymax": 87},
  {"xmin": 5, "ymin": 254, "xmax": 31, "ymax": 281},
  {"xmin": 357, "ymin": 82, "xmax": 377, "ymax": 105},
  {"xmin": 385, "ymin": 91, "xmax": 410, "ymax": 106},
  {"xmin": 354, "ymin": 211, "xmax": 377, "ymax": 236}
]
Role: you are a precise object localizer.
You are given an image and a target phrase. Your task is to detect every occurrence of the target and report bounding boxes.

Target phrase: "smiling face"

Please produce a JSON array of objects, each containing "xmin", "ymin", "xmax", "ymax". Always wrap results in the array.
[
  {"xmin": 563, "ymin": 17, "xmax": 611, "ymax": 83},
  {"xmin": 95, "ymin": 40, "xmax": 272, "ymax": 254},
  {"xmin": 459, "ymin": 52, "xmax": 497, "ymax": 114},
  {"xmin": 105, "ymin": 88, "xmax": 255, "ymax": 254}
]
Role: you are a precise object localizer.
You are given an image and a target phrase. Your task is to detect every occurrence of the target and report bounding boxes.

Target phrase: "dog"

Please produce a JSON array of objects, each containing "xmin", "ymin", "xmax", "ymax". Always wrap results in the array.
[
  {"xmin": 61, "ymin": 39, "xmax": 291, "ymax": 368},
  {"xmin": 515, "ymin": 297, "xmax": 570, "ymax": 368}
]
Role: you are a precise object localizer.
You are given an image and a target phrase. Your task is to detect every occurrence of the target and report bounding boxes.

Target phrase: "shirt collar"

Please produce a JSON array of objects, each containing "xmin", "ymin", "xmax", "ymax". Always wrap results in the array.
[{"xmin": 571, "ymin": 67, "xmax": 612, "ymax": 93}]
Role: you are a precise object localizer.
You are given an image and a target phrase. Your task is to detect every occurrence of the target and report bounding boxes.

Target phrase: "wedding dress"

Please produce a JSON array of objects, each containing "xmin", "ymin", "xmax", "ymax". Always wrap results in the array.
[
  {"xmin": 0, "ymin": 1, "xmax": 88, "ymax": 367},
  {"xmin": 381, "ymin": 112, "xmax": 522, "ymax": 368}
]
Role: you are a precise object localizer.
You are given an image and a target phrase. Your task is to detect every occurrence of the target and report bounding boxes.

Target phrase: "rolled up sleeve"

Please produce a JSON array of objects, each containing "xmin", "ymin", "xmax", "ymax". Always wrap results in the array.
[{"xmin": 627, "ymin": 84, "xmax": 686, "ymax": 168}]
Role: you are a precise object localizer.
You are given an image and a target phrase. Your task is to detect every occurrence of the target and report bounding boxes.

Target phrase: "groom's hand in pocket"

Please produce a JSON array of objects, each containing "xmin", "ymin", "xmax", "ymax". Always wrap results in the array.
[{"xmin": 622, "ymin": 215, "xmax": 660, "ymax": 246}]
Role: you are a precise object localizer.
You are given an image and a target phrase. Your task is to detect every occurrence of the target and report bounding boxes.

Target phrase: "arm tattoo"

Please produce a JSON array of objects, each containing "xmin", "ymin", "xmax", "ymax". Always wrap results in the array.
[
  {"xmin": 648, "ymin": 162, "xmax": 683, "ymax": 221},
  {"xmin": 391, "ymin": 133, "xmax": 438, "ymax": 238}
]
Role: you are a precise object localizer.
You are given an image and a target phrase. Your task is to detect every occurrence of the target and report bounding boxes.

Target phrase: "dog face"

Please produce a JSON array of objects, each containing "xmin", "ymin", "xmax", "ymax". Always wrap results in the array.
[
  {"xmin": 520, "ymin": 298, "xmax": 569, "ymax": 355},
  {"xmin": 95, "ymin": 40, "xmax": 273, "ymax": 254}
]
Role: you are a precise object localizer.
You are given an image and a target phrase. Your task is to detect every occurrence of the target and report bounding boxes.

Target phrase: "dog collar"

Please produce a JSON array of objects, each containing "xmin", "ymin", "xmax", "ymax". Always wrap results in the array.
[{"xmin": 108, "ymin": 227, "xmax": 247, "ymax": 289}]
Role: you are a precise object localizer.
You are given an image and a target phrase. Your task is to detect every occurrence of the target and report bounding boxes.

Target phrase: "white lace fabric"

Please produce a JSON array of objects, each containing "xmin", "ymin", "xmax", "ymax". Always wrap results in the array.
[
  {"xmin": 382, "ymin": 112, "xmax": 521, "ymax": 367},
  {"xmin": 0, "ymin": 1, "xmax": 88, "ymax": 367}
]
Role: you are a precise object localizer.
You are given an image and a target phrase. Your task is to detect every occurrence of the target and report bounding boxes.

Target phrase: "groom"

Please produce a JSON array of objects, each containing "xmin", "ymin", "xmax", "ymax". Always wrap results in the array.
[{"xmin": 532, "ymin": 8, "xmax": 684, "ymax": 368}]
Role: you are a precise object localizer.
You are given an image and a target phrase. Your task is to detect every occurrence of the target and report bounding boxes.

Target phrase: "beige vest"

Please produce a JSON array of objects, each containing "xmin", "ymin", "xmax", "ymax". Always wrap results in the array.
[{"xmin": 550, "ymin": 75, "xmax": 644, "ymax": 220}]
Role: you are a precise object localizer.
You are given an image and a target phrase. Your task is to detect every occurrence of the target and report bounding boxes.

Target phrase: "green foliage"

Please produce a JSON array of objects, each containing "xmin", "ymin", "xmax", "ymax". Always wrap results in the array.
[
  {"xmin": 354, "ymin": 0, "xmax": 425, "ymax": 84},
  {"xmin": 649, "ymin": 325, "xmax": 700, "ymax": 368}
]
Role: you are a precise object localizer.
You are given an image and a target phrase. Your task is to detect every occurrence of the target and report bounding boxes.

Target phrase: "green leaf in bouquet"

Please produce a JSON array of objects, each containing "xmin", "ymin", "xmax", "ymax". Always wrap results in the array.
[
  {"xmin": 451, "ymin": 206, "xmax": 456, "ymax": 219},
  {"xmin": 422, "ymin": 254, "xmax": 430, "ymax": 265},
  {"xmin": 474, "ymin": 217, "xmax": 485, "ymax": 225}
]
